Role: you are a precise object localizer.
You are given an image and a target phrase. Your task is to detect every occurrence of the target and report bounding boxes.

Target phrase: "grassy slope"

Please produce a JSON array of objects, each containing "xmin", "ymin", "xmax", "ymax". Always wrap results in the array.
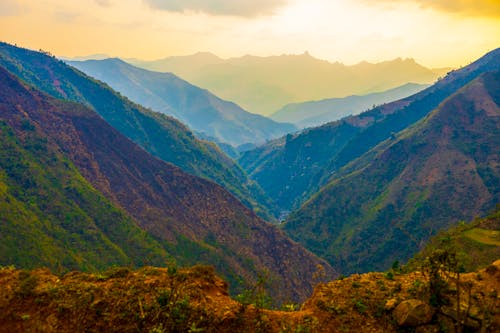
[{"xmin": 409, "ymin": 206, "xmax": 500, "ymax": 272}]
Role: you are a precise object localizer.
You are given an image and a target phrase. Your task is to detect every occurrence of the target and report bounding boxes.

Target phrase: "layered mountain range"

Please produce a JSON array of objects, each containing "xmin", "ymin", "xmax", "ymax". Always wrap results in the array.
[
  {"xmin": 239, "ymin": 48, "xmax": 500, "ymax": 212},
  {"xmin": 0, "ymin": 45, "xmax": 336, "ymax": 303},
  {"xmin": 0, "ymin": 42, "xmax": 277, "ymax": 220},
  {"xmin": 67, "ymin": 58, "xmax": 295, "ymax": 147},
  {"xmin": 130, "ymin": 52, "xmax": 448, "ymax": 115}
]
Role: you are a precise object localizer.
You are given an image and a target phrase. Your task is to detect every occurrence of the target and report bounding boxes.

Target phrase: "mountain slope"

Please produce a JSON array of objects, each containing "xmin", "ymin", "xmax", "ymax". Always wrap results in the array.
[
  {"xmin": 0, "ymin": 42, "xmax": 276, "ymax": 220},
  {"xmin": 131, "ymin": 52, "xmax": 446, "ymax": 115},
  {"xmin": 0, "ymin": 68, "xmax": 169, "ymax": 271},
  {"xmin": 67, "ymin": 58, "xmax": 296, "ymax": 146},
  {"xmin": 271, "ymin": 83, "xmax": 428, "ymax": 128},
  {"xmin": 0, "ymin": 65, "xmax": 335, "ymax": 302},
  {"xmin": 283, "ymin": 70, "xmax": 500, "ymax": 274},
  {"xmin": 239, "ymin": 48, "xmax": 500, "ymax": 212}
]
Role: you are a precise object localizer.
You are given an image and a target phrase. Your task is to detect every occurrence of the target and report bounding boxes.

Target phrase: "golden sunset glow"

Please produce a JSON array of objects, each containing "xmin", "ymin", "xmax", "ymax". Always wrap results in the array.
[{"xmin": 0, "ymin": 0, "xmax": 499, "ymax": 67}]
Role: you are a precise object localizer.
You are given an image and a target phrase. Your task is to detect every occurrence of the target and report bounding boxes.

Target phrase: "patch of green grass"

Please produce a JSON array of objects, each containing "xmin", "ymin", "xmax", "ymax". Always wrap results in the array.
[{"xmin": 463, "ymin": 228, "xmax": 500, "ymax": 246}]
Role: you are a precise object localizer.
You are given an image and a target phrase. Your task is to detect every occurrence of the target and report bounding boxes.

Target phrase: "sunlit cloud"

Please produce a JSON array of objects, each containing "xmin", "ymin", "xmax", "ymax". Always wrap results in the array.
[
  {"xmin": 363, "ymin": 0, "xmax": 500, "ymax": 18},
  {"xmin": 54, "ymin": 10, "xmax": 81, "ymax": 23},
  {"xmin": 0, "ymin": 0, "xmax": 498, "ymax": 68},
  {"xmin": 143, "ymin": 0, "xmax": 290, "ymax": 17}
]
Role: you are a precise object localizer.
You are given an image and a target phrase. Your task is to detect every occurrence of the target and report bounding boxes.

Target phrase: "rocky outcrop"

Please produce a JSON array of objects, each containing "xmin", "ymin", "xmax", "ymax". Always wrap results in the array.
[{"xmin": 393, "ymin": 299, "xmax": 434, "ymax": 327}]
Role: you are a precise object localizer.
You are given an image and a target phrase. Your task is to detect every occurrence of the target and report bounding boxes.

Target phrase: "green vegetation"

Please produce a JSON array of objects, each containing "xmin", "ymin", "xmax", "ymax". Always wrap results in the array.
[
  {"xmin": 240, "ymin": 48, "xmax": 499, "ymax": 215},
  {"xmin": 0, "ymin": 62, "xmax": 334, "ymax": 305},
  {"xmin": 409, "ymin": 206, "xmax": 500, "ymax": 273},
  {"xmin": 283, "ymin": 70, "xmax": 500, "ymax": 274},
  {"xmin": 0, "ymin": 121, "xmax": 168, "ymax": 271},
  {"xmin": 463, "ymin": 228, "xmax": 500, "ymax": 246},
  {"xmin": 68, "ymin": 58, "xmax": 296, "ymax": 147},
  {"xmin": 0, "ymin": 41, "xmax": 277, "ymax": 221}
]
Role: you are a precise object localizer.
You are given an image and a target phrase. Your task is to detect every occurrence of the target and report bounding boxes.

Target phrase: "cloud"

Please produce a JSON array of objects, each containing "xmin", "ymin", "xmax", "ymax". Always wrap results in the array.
[
  {"xmin": 95, "ymin": 0, "xmax": 112, "ymax": 7},
  {"xmin": 54, "ymin": 10, "xmax": 81, "ymax": 23},
  {"xmin": 0, "ymin": 0, "xmax": 23, "ymax": 17},
  {"xmin": 143, "ymin": 0, "xmax": 289, "ymax": 17},
  {"xmin": 364, "ymin": 0, "xmax": 500, "ymax": 18}
]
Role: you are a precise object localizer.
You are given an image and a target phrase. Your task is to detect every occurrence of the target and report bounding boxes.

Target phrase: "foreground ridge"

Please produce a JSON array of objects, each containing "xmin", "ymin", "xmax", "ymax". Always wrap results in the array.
[{"xmin": 1, "ymin": 260, "xmax": 498, "ymax": 332}]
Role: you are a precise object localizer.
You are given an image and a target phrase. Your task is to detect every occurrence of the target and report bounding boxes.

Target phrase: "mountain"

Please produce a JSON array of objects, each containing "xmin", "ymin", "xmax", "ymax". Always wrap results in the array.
[
  {"xmin": 271, "ymin": 83, "xmax": 428, "ymax": 128},
  {"xmin": 59, "ymin": 53, "xmax": 111, "ymax": 61},
  {"xmin": 283, "ymin": 69, "xmax": 500, "ymax": 274},
  {"xmin": 130, "ymin": 52, "xmax": 447, "ymax": 115},
  {"xmin": 239, "ymin": 48, "xmax": 500, "ymax": 213},
  {"xmin": 0, "ymin": 65, "xmax": 336, "ymax": 303},
  {"xmin": 67, "ymin": 58, "xmax": 296, "ymax": 147},
  {"xmin": 0, "ymin": 42, "xmax": 277, "ymax": 221},
  {"xmin": 0, "ymin": 67, "xmax": 169, "ymax": 271}
]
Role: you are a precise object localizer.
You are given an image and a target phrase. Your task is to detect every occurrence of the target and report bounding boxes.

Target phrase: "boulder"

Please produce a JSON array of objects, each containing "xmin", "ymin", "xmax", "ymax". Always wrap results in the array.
[{"xmin": 393, "ymin": 299, "xmax": 434, "ymax": 327}]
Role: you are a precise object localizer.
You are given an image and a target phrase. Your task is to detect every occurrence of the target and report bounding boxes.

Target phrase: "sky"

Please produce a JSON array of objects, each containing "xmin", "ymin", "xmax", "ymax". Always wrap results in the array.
[{"xmin": 0, "ymin": 0, "xmax": 499, "ymax": 68}]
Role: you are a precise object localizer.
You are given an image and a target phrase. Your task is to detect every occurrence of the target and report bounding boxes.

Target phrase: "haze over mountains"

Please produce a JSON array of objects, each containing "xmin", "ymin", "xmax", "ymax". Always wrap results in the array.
[
  {"xmin": 271, "ymin": 83, "xmax": 428, "ymax": 129},
  {"xmin": 130, "ymin": 52, "xmax": 448, "ymax": 116},
  {"xmin": 67, "ymin": 58, "xmax": 296, "ymax": 147}
]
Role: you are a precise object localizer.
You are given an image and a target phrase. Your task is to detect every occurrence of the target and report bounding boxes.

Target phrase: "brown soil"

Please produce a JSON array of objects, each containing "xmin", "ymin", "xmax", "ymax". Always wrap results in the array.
[{"xmin": 1, "ymin": 260, "xmax": 498, "ymax": 332}]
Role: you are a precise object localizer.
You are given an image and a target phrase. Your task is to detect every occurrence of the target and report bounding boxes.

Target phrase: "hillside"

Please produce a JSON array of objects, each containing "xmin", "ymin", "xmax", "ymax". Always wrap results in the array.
[
  {"xmin": 67, "ymin": 58, "xmax": 296, "ymax": 147},
  {"xmin": 271, "ymin": 83, "xmax": 428, "ymax": 128},
  {"xmin": 239, "ymin": 48, "xmax": 500, "ymax": 212},
  {"xmin": 130, "ymin": 52, "xmax": 447, "ymax": 115},
  {"xmin": 0, "ymin": 65, "xmax": 335, "ymax": 303},
  {"xmin": 0, "ymin": 42, "xmax": 277, "ymax": 221},
  {"xmin": 284, "ymin": 70, "xmax": 500, "ymax": 274},
  {"xmin": 409, "ymin": 206, "xmax": 500, "ymax": 273},
  {"xmin": 0, "ymin": 76, "xmax": 168, "ymax": 271},
  {"xmin": 0, "ymin": 260, "xmax": 497, "ymax": 332}
]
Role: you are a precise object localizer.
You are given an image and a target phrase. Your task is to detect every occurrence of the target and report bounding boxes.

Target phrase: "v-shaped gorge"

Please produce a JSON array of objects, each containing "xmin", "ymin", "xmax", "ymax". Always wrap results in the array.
[{"xmin": 0, "ymin": 65, "xmax": 336, "ymax": 303}]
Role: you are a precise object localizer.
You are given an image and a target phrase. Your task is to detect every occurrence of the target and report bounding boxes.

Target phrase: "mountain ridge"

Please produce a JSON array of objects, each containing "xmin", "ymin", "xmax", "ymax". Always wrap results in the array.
[
  {"xmin": 0, "ymin": 41, "xmax": 278, "ymax": 220},
  {"xmin": 283, "ymin": 69, "xmax": 500, "ymax": 274},
  {"xmin": 129, "ymin": 52, "xmax": 447, "ymax": 115},
  {"xmin": 67, "ymin": 58, "xmax": 296, "ymax": 147},
  {"xmin": 271, "ymin": 82, "xmax": 428, "ymax": 128}
]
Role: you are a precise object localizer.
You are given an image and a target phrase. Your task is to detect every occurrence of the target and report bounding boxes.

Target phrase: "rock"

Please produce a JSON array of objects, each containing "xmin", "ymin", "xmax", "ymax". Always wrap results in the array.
[{"xmin": 393, "ymin": 299, "xmax": 434, "ymax": 327}]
